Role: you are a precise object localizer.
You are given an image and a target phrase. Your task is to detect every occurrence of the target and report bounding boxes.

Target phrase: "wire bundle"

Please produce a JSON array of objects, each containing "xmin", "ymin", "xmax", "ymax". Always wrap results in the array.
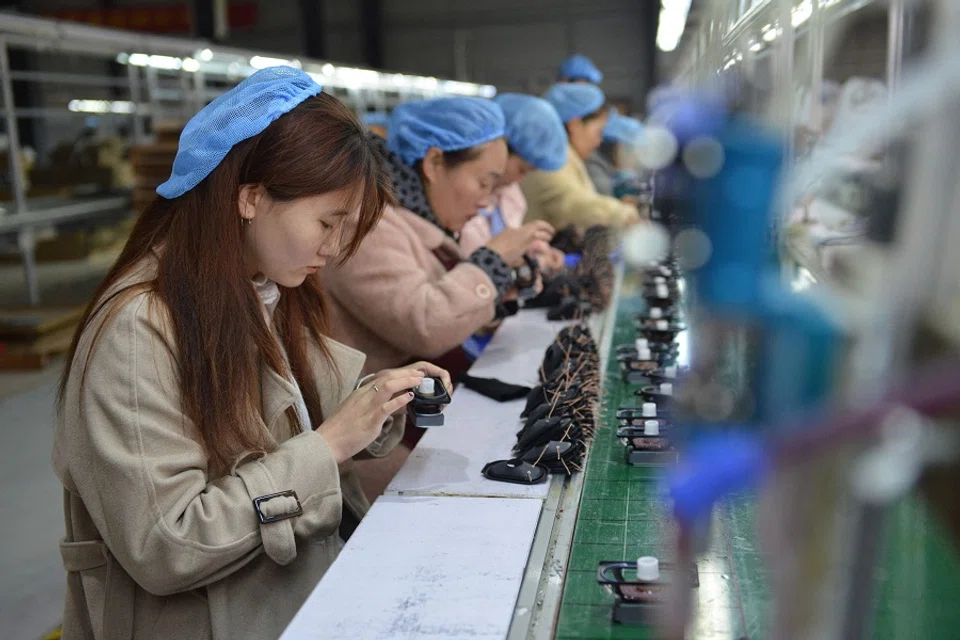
[{"xmin": 512, "ymin": 325, "xmax": 602, "ymax": 474}]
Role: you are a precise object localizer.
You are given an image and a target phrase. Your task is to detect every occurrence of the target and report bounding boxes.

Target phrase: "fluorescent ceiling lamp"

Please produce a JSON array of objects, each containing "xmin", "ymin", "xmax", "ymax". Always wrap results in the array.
[
  {"xmin": 750, "ymin": 41, "xmax": 764, "ymax": 52},
  {"xmin": 147, "ymin": 55, "xmax": 182, "ymax": 70},
  {"xmin": 68, "ymin": 99, "xmax": 135, "ymax": 114},
  {"xmin": 792, "ymin": 0, "xmax": 813, "ymax": 27},
  {"xmin": 115, "ymin": 51, "xmax": 494, "ymax": 99},
  {"xmin": 657, "ymin": 0, "xmax": 692, "ymax": 52}
]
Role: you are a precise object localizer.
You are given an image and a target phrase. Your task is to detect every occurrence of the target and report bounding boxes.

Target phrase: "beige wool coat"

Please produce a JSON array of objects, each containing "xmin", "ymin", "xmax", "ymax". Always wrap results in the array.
[
  {"xmin": 522, "ymin": 144, "xmax": 639, "ymax": 230},
  {"xmin": 53, "ymin": 259, "xmax": 402, "ymax": 640},
  {"xmin": 321, "ymin": 204, "xmax": 499, "ymax": 376}
]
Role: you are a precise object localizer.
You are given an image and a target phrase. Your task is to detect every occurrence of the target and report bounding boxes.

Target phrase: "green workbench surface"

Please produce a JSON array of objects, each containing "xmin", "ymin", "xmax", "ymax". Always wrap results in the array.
[{"xmin": 553, "ymin": 291, "xmax": 960, "ymax": 639}]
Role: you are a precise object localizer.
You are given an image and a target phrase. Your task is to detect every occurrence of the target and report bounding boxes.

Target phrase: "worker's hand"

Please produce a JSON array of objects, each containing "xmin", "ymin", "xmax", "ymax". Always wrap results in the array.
[
  {"xmin": 532, "ymin": 246, "xmax": 565, "ymax": 273},
  {"xmin": 620, "ymin": 194, "xmax": 639, "ymax": 205},
  {"xmin": 485, "ymin": 221, "xmax": 555, "ymax": 266},
  {"xmin": 405, "ymin": 360, "xmax": 454, "ymax": 400},
  {"xmin": 319, "ymin": 367, "xmax": 424, "ymax": 463}
]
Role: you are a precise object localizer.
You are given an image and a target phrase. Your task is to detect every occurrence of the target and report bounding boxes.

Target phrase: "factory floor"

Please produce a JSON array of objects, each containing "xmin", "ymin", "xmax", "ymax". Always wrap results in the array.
[{"xmin": 0, "ymin": 253, "xmax": 116, "ymax": 640}]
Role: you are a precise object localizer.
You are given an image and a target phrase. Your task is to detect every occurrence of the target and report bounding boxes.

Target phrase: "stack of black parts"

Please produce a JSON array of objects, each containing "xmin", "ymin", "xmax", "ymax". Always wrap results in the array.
[
  {"xmin": 527, "ymin": 225, "xmax": 615, "ymax": 320},
  {"xmin": 482, "ymin": 325, "xmax": 601, "ymax": 484}
]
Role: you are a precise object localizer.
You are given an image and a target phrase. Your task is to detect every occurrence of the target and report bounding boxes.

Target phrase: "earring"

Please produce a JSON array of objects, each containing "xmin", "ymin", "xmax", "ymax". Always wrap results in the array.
[{"xmin": 241, "ymin": 217, "xmax": 251, "ymax": 227}]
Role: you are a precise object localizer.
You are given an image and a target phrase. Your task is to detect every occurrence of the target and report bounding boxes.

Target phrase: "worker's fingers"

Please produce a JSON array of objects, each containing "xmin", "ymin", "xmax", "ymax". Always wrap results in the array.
[
  {"xmin": 381, "ymin": 391, "xmax": 415, "ymax": 418},
  {"xmin": 375, "ymin": 375, "xmax": 426, "ymax": 400}
]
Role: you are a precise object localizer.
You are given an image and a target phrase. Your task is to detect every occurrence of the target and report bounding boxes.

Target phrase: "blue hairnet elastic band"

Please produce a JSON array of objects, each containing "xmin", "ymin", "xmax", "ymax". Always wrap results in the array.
[{"xmin": 157, "ymin": 67, "xmax": 322, "ymax": 199}]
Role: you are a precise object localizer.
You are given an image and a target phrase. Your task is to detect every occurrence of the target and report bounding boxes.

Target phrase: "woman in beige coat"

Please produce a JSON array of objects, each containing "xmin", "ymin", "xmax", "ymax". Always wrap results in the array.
[
  {"xmin": 522, "ymin": 83, "xmax": 641, "ymax": 230},
  {"xmin": 53, "ymin": 68, "xmax": 449, "ymax": 640},
  {"xmin": 321, "ymin": 97, "xmax": 553, "ymax": 499}
]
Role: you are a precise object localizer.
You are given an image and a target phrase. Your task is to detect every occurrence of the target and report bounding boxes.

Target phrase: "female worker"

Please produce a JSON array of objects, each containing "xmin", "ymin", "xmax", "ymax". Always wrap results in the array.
[
  {"xmin": 557, "ymin": 53, "xmax": 604, "ymax": 84},
  {"xmin": 522, "ymin": 83, "xmax": 641, "ymax": 230},
  {"xmin": 459, "ymin": 93, "xmax": 568, "ymax": 272},
  {"xmin": 53, "ymin": 67, "xmax": 450, "ymax": 640},
  {"xmin": 321, "ymin": 96, "xmax": 552, "ymax": 498},
  {"xmin": 586, "ymin": 109, "xmax": 645, "ymax": 197}
]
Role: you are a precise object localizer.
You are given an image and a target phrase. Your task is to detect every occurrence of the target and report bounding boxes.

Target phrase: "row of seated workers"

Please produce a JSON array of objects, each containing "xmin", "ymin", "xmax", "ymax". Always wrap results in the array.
[{"xmin": 52, "ymin": 54, "xmax": 650, "ymax": 639}]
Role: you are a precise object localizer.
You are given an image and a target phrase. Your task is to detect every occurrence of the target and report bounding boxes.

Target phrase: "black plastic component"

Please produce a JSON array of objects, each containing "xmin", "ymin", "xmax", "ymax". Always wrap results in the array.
[
  {"xmin": 642, "ymin": 285, "xmax": 680, "ymax": 305},
  {"xmin": 548, "ymin": 295, "xmax": 592, "ymax": 320},
  {"xmin": 518, "ymin": 440, "xmax": 581, "ymax": 474},
  {"xmin": 638, "ymin": 385, "xmax": 674, "ymax": 407},
  {"xmin": 513, "ymin": 254, "xmax": 540, "ymax": 302},
  {"xmin": 407, "ymin": 377, "xmax": 452, "ymax": 427},
  {"xmin": 597, "ymin": 560, "xmax": 699, "ymax": 624},
  {"xmin": 626, "ymin": 436, "xmax": 678, "ymax": 466},
  {"xmin": 615, "ymin": 421, "xmax": 670, "ymax": 438},
  {"xmin": 517, "ymin": 416, "xmax": 572, "ymax": 451},
  {"xmin": 636, "ymin": 320, "xmax": 686, "ymax": 342},
  {"xmin": 524, "ymin": 402, "xmax": 554, "ymax": 428},
  {"xmin": 617, "ymin": 405, "xmax": 672, "ymax": 421},
  {"xmin": 482, "ymin": 459, "xmax": 549, "ymax": 485}
]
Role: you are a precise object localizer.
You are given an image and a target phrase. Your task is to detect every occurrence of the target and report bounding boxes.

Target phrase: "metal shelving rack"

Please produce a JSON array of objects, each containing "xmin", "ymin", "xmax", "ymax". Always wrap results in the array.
[{"xmin": 0, "ymin": 13, "xmax": 497, "ymax": 304}]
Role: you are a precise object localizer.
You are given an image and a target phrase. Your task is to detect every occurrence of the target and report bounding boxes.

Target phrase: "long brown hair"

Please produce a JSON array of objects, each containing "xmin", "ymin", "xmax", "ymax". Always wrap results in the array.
[{"xmin": 59, "ymin": 92, "xmax": 392, "ymax": 476}]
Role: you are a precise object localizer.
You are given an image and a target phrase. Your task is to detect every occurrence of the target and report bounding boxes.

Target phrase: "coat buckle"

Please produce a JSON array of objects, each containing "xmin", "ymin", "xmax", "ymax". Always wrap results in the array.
[{"xmin": 253, "ymin": 490, "xmax": 303, "ymax": 524}]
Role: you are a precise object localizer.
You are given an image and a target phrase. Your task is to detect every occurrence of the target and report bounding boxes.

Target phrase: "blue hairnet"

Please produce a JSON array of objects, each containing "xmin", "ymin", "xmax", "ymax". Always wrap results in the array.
[
  {"xmin": 157, "ymin": 67, "xmax": 321, "ymax": 199},
  {"xmin": 387, "ymin": 97, "xmax": 506, "ymax": 167},
  {"xmin": 362, "ymin": 111, "xmax": 390, "ymax": 128},
  {"xmin": 493, "ymin": 94, "xmax": 567, "ymax": 172},
  {"xmin": 603, "ymin": 110, "xmax": 644, "ymax": 144},
  {"xmin": 543, "ymin": 83, "xmax": 606, "ymax": 124},
  {"xmin": 558, "ymin": 54, "xmax": 603, "ymax": 84}
]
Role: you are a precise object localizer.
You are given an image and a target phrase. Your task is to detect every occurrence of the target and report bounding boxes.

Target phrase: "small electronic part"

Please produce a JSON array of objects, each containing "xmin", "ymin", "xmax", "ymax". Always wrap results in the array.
[
  {"xmin": 513, "ymin": 254, "xmax": 540, "ymax": 302},
  {"xmin": 481, "ymin": 458, "xmax": 549, "ymax": 485},
  {"xmin": 407, "ymin": 377, "xmax": 452, "ymax": 427},
  {"xmin": 635, "ymin": 384, "xmax": 675, "ymax": 408},
  {"xmin": 597, "ymin": 558, "xmax": 699, "ymax": 624}
]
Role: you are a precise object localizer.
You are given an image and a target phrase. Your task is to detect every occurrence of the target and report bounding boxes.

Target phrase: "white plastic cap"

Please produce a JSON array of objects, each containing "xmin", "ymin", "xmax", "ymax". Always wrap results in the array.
[
  {"xmin": 636, "ymin": 556, "xmax": 660, "ymax": 582},
  {"xmin": 637, "ymin": 347, "xmax": 652, "ymax": 361},
  {"xmin": 649, "ymin": 307, "xmax": 663, "ymax": 319},
  {"xmin": 656, "ymin": 284, "xmax": 669, "ymax": 298},
  {"xmin": 656, "ymin": 319, "xmax": 669, "ymax": 330},
  {"xmin": 654, "ymin": 276, "xmax": 666, "ymax": 284},
  {"xmin": 644, "ymin": 420, "xmax": 660, "ymax": 436},
  {"xmin": 635, "ymin": 338, "xmax": 649, "ymax": 352},
  {"xmin": 660, "ymin": 382, "xmax": 674, "ymax": 396},
  {"xmin": 642, "ymin": 402, "xmax": 657, "ymax": 417},
  {"xmin": 664, "ymin": 365, "xmax": 678, "ymax": 379},
  {"xmin": 659, "ymin": 266, "xmax": 671, "ymax": 276},
  {"xmin": 418, "ymin": 378, "xmax": 436, "ymax": 395}
]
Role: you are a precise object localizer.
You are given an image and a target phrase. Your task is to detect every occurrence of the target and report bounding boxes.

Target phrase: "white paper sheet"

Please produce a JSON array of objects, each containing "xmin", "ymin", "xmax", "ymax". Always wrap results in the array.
[
  {"xmin": 280, "ymin": 496, "xmax": 542, "ymax": 640},
  {"xmin": 386, "ymin": 388, "xmax": 548, "ymax": 498}
]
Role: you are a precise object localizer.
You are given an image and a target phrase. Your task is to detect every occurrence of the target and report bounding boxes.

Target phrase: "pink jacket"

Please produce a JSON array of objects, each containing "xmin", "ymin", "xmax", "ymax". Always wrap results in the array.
[
  {"xmin": 458, "ymin": 183, "xmax": 528, "ymax": 256},
  {"xmin": 321, "ymin": 205, "xmax": 498, "ymax": 375}
]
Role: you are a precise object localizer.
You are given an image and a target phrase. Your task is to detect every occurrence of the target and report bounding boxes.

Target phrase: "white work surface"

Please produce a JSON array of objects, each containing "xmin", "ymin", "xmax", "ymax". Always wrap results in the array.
[
  {"xmin": 283, "ymin": 303, "xmax": 614, "ymax": 640},
  {"xmin": 280, "ymin": 495, "xmax": 542, "ymax": 640},
  {"xmin": 386, "ymin": 309, "xmax": 571, "ymax": 499}
]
